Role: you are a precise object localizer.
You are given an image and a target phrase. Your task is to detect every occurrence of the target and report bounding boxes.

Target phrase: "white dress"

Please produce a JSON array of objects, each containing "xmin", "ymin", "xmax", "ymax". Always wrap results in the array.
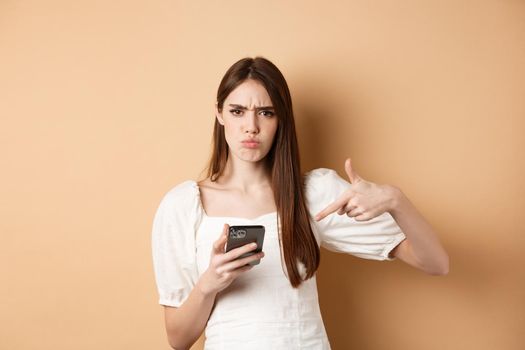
[{"xmin": 151, "ymin": 168, "xmax": 407, "ymax": 349}]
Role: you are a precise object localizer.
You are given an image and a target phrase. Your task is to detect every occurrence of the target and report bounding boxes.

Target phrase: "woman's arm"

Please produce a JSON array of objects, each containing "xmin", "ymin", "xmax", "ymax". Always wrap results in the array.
[
  {"xmin": 164, "ymin": 281, "xmax": 218, "ymax": 350},
  {"xmin": 315, "ymin": 158, "xmax": 449, "ymax": 275},
  {"xmin": 385, "ymin": 185, "xmax": 449, "ymax": 275},
  {"xmin": 165, "ymin": 224, "xmax": 265, "ymax": 349}
]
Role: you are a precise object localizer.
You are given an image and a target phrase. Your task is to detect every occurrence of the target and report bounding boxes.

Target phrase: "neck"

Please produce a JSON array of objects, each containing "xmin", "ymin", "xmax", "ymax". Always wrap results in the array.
[{"xmin": 218, "ymin": 156, "xmax": 272, "ymax": 193}]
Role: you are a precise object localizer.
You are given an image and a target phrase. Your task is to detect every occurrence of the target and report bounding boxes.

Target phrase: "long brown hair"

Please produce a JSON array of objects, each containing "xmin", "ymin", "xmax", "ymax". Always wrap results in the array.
[{"xmin": 200, "ymin": 56, "xmax": 320, "ymax": 288}]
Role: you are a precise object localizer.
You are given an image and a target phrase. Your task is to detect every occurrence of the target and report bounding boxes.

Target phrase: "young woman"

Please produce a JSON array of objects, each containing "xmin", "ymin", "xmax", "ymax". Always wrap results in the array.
[{"xmin": 151, "ymin": 56, "xmax": 449, "ymax": 350}]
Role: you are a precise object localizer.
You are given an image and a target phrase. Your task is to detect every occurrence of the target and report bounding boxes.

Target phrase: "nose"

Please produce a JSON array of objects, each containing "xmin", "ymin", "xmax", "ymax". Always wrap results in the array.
[{"xmin": 244, "ymin": 110, "xmax": 259, "ymax": 134}]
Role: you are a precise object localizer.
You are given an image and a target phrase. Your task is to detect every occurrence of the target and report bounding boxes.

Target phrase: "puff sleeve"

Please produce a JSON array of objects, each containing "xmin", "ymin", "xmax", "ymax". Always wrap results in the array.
[
  {"xmin": 305, "ymin": 168, "xmax": 406, "ymax": 261},
  {"xmin": 151, "ymin": 180, "xmax": 204, "ymax": 307}
]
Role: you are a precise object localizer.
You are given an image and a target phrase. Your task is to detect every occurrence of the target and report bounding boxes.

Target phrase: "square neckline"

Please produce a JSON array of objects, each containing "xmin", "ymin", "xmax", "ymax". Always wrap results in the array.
[{"xmin": 191, "ymin": 180, "xmax": 278, "ymax": 221}]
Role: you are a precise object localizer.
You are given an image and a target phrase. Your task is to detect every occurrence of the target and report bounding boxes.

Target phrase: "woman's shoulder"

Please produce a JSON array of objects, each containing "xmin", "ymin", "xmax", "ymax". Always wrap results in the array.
[
  {"xmin": 304, "ymin": 167, "xmax": 338, "ymax": 177},
  {"xmin": 303, "ymin": 167, "xmax": 340, "ymax": 187},
  {"xmin": 303, "ymin": 167, "xmax": 351, "ymax": 205},
  {"xmin": 164, "ymin": 179, "xmax": 198, "ymax": 196},
  {"xmin": 158, "ymin": 179, "xmax": 199, "ymax": 211}
]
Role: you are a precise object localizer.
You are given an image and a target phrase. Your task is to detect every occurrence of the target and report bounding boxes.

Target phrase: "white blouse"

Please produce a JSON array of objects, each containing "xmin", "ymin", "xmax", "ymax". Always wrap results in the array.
[{"xmin": 151, "ymin": 168, "xmax": 406, "ymax": 349}]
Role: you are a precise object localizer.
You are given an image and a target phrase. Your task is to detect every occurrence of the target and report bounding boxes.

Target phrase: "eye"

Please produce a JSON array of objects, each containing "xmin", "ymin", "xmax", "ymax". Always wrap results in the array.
[
  {"xmin": 229, "ymin": 109, "xmax": 242, "ymax": 116},
  {"xmin": 260, "ymin": 110, "xmax": 275, "ymax": 117}
]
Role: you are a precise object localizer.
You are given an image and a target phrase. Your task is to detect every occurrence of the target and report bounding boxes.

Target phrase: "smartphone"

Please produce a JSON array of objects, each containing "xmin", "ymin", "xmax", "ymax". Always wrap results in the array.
[{"xmin": 225, "ymin": 225, "xmax": 265, "ymax": 266}]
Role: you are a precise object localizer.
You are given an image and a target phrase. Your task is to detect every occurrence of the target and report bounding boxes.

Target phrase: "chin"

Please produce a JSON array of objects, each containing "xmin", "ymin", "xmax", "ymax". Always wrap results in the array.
[{"xmin": 236, "ymin": 150, "xmax": 268, "ymax": 162}]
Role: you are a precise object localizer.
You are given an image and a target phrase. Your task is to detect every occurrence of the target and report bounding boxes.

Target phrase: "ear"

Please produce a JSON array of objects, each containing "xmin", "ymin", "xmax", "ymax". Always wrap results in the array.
[{"xmin": 215, "ymin": 102, "xmax": 225, "ymax": 125}]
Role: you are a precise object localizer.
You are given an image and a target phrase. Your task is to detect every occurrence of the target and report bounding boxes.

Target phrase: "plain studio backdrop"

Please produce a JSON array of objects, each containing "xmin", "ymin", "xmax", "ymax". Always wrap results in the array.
[{"xmin": 1, "ymin": 1, "xmax": 524, "ymax": 349}]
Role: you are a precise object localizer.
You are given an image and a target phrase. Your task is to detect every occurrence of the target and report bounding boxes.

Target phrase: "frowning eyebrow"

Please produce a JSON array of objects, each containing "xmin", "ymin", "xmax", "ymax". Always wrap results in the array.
[{"xmin": 228, "ymin": 104, "xmax": 274, "ymax": 110}]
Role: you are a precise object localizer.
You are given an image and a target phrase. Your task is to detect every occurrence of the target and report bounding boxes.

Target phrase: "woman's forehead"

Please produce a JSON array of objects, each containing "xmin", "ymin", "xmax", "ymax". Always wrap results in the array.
[
  {"xmin": 226, "ymin": 80, "xmax": 272, "ymax": 106},
  {"xmin": 227, "ymin": 103, "xmax": 274, "ymax": 111}
]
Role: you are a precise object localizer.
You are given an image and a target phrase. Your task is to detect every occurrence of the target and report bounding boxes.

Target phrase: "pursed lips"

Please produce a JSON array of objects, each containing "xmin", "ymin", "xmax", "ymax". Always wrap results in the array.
[{"xmin": 241, "ymin": 139, "xmax": 260, "ymax": 148}]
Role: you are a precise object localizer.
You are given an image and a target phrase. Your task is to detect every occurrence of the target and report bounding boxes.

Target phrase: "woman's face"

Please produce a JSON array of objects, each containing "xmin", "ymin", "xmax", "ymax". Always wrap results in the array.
[{"xmin": 216, "ymin": 79, "xmax": 279, "ymax": 163}]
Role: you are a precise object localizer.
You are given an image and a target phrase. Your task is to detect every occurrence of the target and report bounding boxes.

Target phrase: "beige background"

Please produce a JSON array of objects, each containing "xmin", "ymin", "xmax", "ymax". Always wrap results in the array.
[{"xmin": 1, "ymin": 0, "xmax": 524, "ymax": 349}]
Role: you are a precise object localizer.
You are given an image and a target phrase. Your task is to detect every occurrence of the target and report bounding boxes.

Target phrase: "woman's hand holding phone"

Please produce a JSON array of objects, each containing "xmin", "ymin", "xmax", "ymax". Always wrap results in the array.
[{"xmin": 197, "ymin": 224, "xmax": 265, "ymax": 296}]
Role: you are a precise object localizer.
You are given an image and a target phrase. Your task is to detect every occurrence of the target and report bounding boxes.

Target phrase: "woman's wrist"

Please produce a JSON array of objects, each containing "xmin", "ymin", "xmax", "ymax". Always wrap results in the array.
[
  {"xmin": 195, "ymin": 276, "xmax": 218, "ymax": 299},
  {"xmin": 383, "ymin": 184, "xmax": 404, "ymax": 215}
]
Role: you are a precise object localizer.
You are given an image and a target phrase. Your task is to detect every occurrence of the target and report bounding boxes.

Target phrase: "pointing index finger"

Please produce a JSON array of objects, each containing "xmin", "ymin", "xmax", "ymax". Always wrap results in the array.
[{"xmin": 314, "ymin": 195, "xmax": 348, "ymax": 221}]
